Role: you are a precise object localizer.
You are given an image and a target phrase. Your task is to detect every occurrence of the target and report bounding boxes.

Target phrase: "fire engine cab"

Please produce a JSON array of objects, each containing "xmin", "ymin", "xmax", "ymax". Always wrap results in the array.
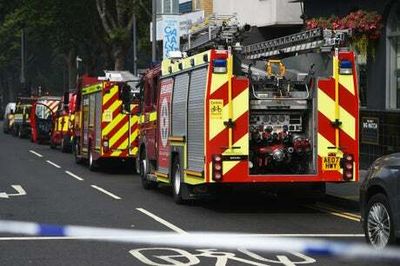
[
  {"xmin": 138, "ymin": 16, "xmax": 359, "ymax": 203},
  {"xmin": 72, "ymin": 72, "xmax": 140, "ymax": 171}
]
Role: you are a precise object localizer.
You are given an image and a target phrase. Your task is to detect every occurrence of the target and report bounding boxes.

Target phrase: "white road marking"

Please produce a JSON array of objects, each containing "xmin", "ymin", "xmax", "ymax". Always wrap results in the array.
[
  {"xmin": 0, "ymin": 185, "xmax": 27, "ymax": 199},
  {"xmin": 29, "ymin": 150, "xmax": 43, "ymax": 158},
  {"xmin": 136, "ymin": 208, "xmax": 188, "ymax": 235},
  {"xmin": 46, "ymin": 160, "xmax": 61, "ymax": 169},
  {"xmin": 65, "ymin": 171, "xmax": 84, "ymax": 181},
  {"xmin": 91, "ymin": 185, "xmax": 121, "ymax": 200}
]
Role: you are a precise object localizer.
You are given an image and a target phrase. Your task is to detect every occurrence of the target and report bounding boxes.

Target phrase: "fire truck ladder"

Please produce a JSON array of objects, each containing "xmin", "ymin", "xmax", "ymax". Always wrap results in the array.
[
  {"xmin": 182, "ymin": 15, "xmax": 247, "ymax": 53},
  {"xmin": 241, "ymin": 28, "xmax": 351, "ymax": 60}
]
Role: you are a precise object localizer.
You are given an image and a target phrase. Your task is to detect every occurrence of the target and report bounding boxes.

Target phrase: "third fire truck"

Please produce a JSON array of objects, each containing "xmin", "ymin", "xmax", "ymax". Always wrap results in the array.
[
  {"xmin": 137, "ymin": 16, "xmax": 359, "ymax": 203},
  {"xmin": 72, "ymin": 72, "xmax": 140, "ymax": 170}
]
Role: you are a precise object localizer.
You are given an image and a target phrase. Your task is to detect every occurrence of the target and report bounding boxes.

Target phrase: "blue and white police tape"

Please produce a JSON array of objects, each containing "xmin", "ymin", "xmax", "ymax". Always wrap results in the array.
[{"xmin": 0, "ymin": 219, "xmax": 399, "ymax": 261}]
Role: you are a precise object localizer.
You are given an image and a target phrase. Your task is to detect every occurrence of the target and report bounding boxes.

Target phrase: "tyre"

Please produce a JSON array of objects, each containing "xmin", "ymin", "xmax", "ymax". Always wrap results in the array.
[
  {"xmin": 61, "ymin": 136, "xmax": 70, "ymax": 153},
  {"xmin": 88, "ymin": 148, "xmax": 99, "ymax": 171},
  {"xmin": 50, "ymin": 139, "xmax": 56, "ymax": 149},
  {"xmin": 364, "ymin": 193, "xmax": 396, "ymax": 248},
  {"xmin": 74, "ymin": 140, "xmax": 83, "ymax": 164},
  {"xmin": 139, "ymin": 149, "xmax": 157, "ymax": 190},
  {"xmin": 171, "ymin": 156, "xmax": 185, "ymax": 204},
  {"xmin": 18, "ymin": 127, "xmax": 24, "ymax": 138}
]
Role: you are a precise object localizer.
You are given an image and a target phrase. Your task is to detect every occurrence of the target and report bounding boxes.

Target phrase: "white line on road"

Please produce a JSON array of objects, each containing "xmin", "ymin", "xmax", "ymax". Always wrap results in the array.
[
  {"xmin": 91, "ymin": 185, "xmax": 121, "ymax": 200},
  {"xmin": 65, "ymin": 171, "xmax": 84, "ymax": 181},
  {"xmin": 46, "ymin": 160, "xmax": 61, "ymax": 169},
  {"xmin": 136, "ymin": 208, "xmax": 188, "ymax": 234},
  {"xmin": 29, "ymin": 150, "xmax": 43, "ymax": 158}
]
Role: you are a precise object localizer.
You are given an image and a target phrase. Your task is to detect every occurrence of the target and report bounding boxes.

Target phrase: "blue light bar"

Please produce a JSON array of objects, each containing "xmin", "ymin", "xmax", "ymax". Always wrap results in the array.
[{"xmin": 213, "ymin": 59, "xmax": 227, "ymax": 74}]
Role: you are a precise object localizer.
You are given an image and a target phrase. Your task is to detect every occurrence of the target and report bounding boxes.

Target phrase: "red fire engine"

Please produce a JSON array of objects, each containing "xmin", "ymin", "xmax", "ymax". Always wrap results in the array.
[
  {"xmin": 137, "ymin": 17, "xmax": 359, "ymax": 203},
  {"xmin": 72, "ymin": 72, "xmax": 140, "ymax": 171}
]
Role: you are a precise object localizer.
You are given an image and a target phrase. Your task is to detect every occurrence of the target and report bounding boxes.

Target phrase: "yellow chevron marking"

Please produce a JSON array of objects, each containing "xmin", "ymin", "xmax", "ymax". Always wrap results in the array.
[
  {"xmin": 103, "ymin": 113, "xmax": 125, "ymax": 137},
  {"xmin": 116, "ymin": 137, "xmax": 129, "ymax": 150},
  {"xmin": 318, "ymin": 89, "xmax": 356, "ymax": 140},
  {"xmin": 109, "ymin": 118, "xmax": 128, "ymax": 147},
  {"xmin": 222, "ymin": 161, "xmax": 241, "ymax": 175},
  {"xmin": 209, "ymin": 88, "xmax": 249, "ymax": 141},
  {"xmin": 130, "ymin": 147, "xmax": 138, "ymax": 156},
  {"xmin": 130, "ymin": 115, "xmax": 138, "ymax": 125},
  {"xmin": 338, "ymin": 75, "xmax": 355, "ymax": 95},
  {"xmin": 111, "ymin": 150, "xmax": 122, "ymax": 157},
  {"xmin": 103, "ymin": 85, "xmax": 118, "ymax": 106},
  {"xmin": 210, "ymin": 74, "xmax": 228, "ymax": 95},
  {"xmin": 130, "ymin": 128, "xmax": 139, "ymax": 142}
]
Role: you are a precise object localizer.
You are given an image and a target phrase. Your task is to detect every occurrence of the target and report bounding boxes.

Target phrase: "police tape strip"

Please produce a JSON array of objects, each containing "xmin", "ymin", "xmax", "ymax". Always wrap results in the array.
[{"xmin": 0, "ymin": 220, "xmax": 399, "ymax": 261}]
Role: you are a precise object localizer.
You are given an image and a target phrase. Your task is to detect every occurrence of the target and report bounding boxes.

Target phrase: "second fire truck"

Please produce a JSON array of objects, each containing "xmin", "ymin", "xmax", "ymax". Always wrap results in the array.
[{"xmin": 137, "ymin": 17, "xmax": 360, "ymax": 203}]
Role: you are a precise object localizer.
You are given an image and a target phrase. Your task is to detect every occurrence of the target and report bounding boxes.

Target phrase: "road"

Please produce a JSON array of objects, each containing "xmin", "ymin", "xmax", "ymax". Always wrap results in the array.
[{"xmin": 0, "ymin": 122, "xmax": 395, "ymax": 266}]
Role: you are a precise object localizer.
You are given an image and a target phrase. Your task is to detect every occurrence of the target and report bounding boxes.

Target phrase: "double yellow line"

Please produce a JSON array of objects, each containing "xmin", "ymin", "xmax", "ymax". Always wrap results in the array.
[{"xmin": 305, "ymin": 202, "xmax": 361, "ymax": 222}]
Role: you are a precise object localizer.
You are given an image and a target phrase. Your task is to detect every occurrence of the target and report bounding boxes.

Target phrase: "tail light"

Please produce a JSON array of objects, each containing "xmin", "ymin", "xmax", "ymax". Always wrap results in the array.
[
  {"xmin": 212, "ymin": 154, "xmax": 223, "ymax": 181},
  {"xmin": 103, "ymin": 136, "xmax": 110, "ymax": 153},
  {"xmin": 342, "ymin": 154, "xmax": 354, "ymax": 180}
]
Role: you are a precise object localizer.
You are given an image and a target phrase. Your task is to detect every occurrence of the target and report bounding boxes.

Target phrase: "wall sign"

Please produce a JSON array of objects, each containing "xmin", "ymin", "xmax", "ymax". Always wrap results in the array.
[{"xmin": 361, "ymin": 117, "xmax": 379, "ymax": 145}]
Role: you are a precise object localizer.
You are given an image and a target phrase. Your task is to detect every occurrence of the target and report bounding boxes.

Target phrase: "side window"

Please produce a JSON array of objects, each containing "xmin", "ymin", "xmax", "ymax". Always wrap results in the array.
[{"xmin": 144, "ymin": 78, "xmax": 152, "ymax": 112}]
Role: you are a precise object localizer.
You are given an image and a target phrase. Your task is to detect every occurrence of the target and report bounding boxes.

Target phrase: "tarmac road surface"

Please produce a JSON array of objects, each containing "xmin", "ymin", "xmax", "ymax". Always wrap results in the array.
[{"xmin": 0, "ymin": 122, "xmax": 396, "ymax": 266}]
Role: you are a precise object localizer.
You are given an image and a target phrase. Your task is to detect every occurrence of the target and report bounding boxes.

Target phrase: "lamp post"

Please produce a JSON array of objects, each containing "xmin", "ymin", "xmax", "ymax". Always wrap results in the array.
[{"xmin": 152, "ymin": 0, "xmax": 157, "ymax": 62}]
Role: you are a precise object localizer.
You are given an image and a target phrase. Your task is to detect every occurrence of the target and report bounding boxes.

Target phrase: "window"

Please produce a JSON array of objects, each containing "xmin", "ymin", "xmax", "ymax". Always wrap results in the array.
[{"xmin": 387, "ymin": 2, "xmax": 400, "ymax": 109}]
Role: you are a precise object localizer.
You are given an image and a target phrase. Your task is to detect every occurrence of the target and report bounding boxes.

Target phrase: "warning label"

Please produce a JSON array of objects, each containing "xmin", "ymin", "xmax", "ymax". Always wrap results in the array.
[
  {"xmin": 102, "ymin": 110, "xmax": 113, "ymax": 122},
  {"xmin": 210, "ymin": 99, "xmax": 223, "ymax": 119},
  {"xmin": 322, "ymin": 156, "xmax": 340, "ymax": 171}
]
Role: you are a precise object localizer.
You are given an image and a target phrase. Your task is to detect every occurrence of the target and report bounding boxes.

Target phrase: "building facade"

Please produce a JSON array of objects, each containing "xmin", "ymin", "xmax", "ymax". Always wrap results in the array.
[{"xmin": 303, "ymin": 0, "xmax": 400, "ymax": 168}]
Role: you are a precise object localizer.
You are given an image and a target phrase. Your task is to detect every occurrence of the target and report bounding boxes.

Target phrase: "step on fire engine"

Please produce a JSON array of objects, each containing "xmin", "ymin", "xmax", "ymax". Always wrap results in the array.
[
  {"xmin": 138, "ymin": 16, "xmax": 359, "ymax": 203},
  {"xmin": 30, "ymin": 96, "xmax": 61, "ymax": 144},
  {"xmin": 72, "ymin": 72, "xmax": 140, "ymax": 171}
]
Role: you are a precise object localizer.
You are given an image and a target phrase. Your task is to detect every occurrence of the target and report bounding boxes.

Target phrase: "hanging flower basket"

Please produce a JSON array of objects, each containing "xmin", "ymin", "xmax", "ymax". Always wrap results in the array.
[{"xmin": 306, "ymin": 10, "xmax": 383, "ymax": 61}]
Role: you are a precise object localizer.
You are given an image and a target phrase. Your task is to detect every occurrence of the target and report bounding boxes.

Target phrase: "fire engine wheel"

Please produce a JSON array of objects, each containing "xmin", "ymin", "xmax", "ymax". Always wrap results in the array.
[
  {"xmin": 88, "ymin": 150, "xmax": 99, "ymax": 171},
  {"xmin": 61, "ymin": 136, "xmax": 70, "ymax": 153},
  {"xmin": 140, "ymin": 151, "xmax": 157, "ymax": 190},
  {"xmin": 172, "ymin": 157, "xmax": 186, "ymax": 204},
  {"xmin": 74, "ymin": 141, "xmax": 83, "ymax": 164},
  {"xmin": 50, "ymin": 139, "xmax": 56, "ymax": 149},
  {"xmin": 18, "ymin": 128, "xmax": 24, "ymax": 138}
]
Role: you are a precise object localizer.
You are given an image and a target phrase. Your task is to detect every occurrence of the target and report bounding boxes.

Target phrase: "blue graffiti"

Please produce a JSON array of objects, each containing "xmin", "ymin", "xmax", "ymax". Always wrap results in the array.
[{"xmin": 163, "ymin": 22, "xmax": 179, "ymax": 58}]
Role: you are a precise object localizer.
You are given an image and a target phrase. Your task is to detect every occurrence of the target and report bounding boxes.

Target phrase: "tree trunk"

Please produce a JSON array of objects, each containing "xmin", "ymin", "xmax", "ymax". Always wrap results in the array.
[{"xmin": 114, "ymin": 45, "xmax": 126, "ymax": 71}]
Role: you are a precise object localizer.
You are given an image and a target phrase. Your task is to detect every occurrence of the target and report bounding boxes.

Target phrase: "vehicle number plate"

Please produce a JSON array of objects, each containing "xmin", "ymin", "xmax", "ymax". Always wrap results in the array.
[{"xmin": 322, "ymin": 156, "xmax": 340, "ymax": 171}]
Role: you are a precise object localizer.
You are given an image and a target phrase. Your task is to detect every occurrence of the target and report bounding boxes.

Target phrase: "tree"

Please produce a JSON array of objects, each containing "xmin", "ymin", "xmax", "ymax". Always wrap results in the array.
[{"xmin": 96, "ymin": 0, "xmax": 151, "ymax": 70}]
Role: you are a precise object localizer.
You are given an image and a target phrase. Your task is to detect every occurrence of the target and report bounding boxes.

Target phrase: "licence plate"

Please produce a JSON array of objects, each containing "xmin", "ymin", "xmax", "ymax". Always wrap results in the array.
[{"xmin": 322, "ymin": 156, "xmax": 340, "ymax": 171}]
